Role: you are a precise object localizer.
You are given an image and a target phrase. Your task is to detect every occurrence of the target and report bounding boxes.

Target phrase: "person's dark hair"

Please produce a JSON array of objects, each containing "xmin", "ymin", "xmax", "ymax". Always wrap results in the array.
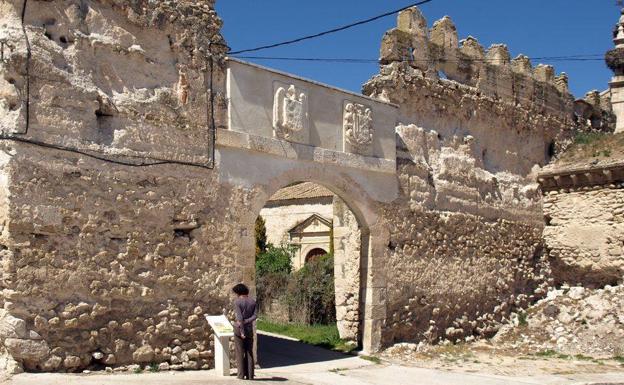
[{"xmin": 232, "ymin": 283, "xmax": 249, "ymax": 296}]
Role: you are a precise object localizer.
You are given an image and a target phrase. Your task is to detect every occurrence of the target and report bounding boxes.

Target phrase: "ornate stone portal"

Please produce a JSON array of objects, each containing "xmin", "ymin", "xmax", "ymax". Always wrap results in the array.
[
  {"xmin": 343, "ymin": 101, "xmax": 374, "ymax": 155},
  {"xmin": 273, "ymin": 84, "xmax": 309, "ymax": 142}
]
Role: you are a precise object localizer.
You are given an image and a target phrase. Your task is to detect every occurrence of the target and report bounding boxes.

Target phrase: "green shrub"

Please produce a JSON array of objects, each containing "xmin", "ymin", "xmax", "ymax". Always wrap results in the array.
[
  {"xmin": 256, "ymin": 244, "xmax": 294, "ymax": 276},
  {"xmin": 285, "ymin": 254, "xmax": 336, "ymax": 325},
  {"xmin": 518, "ymin": 311, "xmax": 528, "ymax": 326},
  {"xmin": 256, "ymin": 244, "xmax": 294, "ymax": 311}
]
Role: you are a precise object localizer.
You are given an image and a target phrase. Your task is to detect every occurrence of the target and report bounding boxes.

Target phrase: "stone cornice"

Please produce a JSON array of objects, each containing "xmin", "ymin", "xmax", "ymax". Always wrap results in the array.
[{"xmin": 538, "ymin": 160, "xmax": 624, "ymax": 191}]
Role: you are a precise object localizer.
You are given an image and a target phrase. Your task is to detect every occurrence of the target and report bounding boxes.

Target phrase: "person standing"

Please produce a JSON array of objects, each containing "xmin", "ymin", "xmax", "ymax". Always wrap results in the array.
[{"xmin": 232, "ymin": 283, "xmax": 257, "ymax": 380}]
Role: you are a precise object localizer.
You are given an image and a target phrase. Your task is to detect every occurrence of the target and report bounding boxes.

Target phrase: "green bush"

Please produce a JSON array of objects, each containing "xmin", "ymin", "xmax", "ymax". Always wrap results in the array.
[
  {"xmin": 256, "ymin": 244, "xmax": 294, "ymax": 311},
  {"xmin": 256, "ymin": 244, "xmax": 294, "ymax": 276},
  {"xmin": 285, "ymin": 254, "xmax": 336, "ymax": 325}
]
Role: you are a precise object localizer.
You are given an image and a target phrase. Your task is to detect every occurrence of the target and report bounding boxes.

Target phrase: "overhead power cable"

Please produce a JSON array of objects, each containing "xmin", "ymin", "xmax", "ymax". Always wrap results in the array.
[
  {"xmin": 229, "ymin": 0, "xmax": 435, "ymax": 55},
  {"xmin": 231, "ymin": 54, "xmax": 605, "ymax": 64}
]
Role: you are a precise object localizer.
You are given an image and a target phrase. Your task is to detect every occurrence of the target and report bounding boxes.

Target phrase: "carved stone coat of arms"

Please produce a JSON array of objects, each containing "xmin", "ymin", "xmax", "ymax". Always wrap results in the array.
[
  {"xmin": 273, "ymin": 85, "xmax": 308, "ymax": 140},
  {"xmin": 344, "ymin": 102, "xmax": 374, "ymax": 150}
]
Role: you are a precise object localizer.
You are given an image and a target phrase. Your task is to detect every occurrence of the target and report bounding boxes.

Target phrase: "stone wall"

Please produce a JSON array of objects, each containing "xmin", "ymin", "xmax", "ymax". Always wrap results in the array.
[
  {"xmin": 378, "ymin": 125, "xmax": 550, "ymax": 345},
  {"xmin": 0, "ymin": 142, "xmax": 258, "ymax": 372},
  {"xmin": 543, "ymin": 184, "xmax": 624, "ymax": 288},
  {"xmin": 0, "ymin": 0, "xmax": 227, "ymax": 163},
  {"xmin": 0, "ymin": 0, "xmax": 597, "ymax": 372},
  {"xmin": 365, "ymin": 8, "xmax": 573, "ymax": 345},
  {"xmin": 0, "ymin": 0, "xmax": 240, "ymax": 373}
]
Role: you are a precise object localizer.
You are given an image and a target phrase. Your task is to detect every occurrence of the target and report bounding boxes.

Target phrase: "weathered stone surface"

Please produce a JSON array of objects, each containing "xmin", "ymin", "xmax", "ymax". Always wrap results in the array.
[
  {"xmin": 542, "ymin": 185, "xmax": 624, "ymax": 287},
  {"xmin": 132, "ymin": 346, "xmax": 155, "ymax": 363},
  {"xmin": 4, "ymin": 339, "xmax": 50, "ymax": 367}
]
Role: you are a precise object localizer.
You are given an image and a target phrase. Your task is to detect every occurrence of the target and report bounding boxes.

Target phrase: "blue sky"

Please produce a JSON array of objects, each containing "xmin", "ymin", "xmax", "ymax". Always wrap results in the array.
[{"xmin": 216, "ymin": 1, "xmax": 618, "ymax": 98}]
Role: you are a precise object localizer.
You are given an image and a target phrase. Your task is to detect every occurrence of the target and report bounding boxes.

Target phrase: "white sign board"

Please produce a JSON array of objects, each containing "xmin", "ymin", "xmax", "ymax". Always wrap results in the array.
[{"xmin": 205, "ymin": 315, "xmax": 234, "ymax": 337}]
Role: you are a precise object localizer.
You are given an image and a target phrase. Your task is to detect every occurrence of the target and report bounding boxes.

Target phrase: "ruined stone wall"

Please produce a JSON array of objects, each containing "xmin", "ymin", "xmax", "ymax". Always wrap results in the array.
[
  {"xmin": 543, "ymin": 184, "xmax": 624, "ymax": 288},
  {"xmin": 0, "ymin": 0, "xmax": 243, "ymax": 373},
  {"xmin": 378, "ymin": 125, "xmax": 549, "ymax": 345},
  {"xmin": 366, "ymin": 8, "xmax": 566, "ymax": 345},
  {"xmin": 0, "ymin": 0, "xmax": 227, "ymax": 163},
  {"xmin": 364, "ymin": 8, "xmax": 577, "ymax": 176}
]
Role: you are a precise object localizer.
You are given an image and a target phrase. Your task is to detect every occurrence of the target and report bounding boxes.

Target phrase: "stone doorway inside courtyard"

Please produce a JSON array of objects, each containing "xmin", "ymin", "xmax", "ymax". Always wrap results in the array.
[{"xmin": 253, "ymin": 181, "xmax": 366, "ymax": 360}]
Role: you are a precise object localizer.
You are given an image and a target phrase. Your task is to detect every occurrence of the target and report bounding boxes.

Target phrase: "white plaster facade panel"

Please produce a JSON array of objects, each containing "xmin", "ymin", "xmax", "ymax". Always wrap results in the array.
[
  {"xmin": 226, "ymin": 59, "xmax": 398, "ymax": 161},
  {"xmin": 343, "ymin": 100, "xmax": 374, "ymax": 156}
]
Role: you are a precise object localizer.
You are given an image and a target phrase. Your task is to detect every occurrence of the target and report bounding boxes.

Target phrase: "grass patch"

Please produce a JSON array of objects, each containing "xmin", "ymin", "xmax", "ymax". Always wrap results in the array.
[
  {"xmin": 557, "ymin": 131, "xmax": 624, "ymax": 166},
  {"xmin": 360, "ymin": 355, "xmax": 382, "ymax": 364},
  {"xmin": 148, "ymin": 363, "xmax": 159, "ymax": 373},
  {"xmin": 534, "ymin": 350, "xmax": 580, "ymax": 360},
  {"xmin": 133, "ymin": 366, "xmax": 143, "ymax": 374},
  {"xmin": 257, "ymin": 319, "xmax": 356, "ymax": 353},
  {"xmin": 518, "ymin": 311, "xmax": 528, "ymax": 327},
  {"xmin": 574, "ymin": 132, "xmax": 607, "ymax": 145},
  {"xmin": 614, "ymin": 356, "xmax": 624, "ymax": 363}
]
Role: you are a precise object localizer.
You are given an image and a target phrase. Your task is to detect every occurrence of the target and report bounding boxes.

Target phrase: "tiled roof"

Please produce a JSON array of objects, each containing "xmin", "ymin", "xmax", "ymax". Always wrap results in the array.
[{"xmin": 269, "ymin": 182, "xmax": 334, "ymax": 201}]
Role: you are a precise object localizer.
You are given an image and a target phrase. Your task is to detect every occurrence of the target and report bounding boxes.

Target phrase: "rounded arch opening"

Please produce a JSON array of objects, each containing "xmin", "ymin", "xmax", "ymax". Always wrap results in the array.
[
  {"xmin": 251, "ymin": 178, "xmax": 369, "ymax": 349},
  {"xmin": 305, "ymin": 248, "xmax": 329, "ymax": 263}
]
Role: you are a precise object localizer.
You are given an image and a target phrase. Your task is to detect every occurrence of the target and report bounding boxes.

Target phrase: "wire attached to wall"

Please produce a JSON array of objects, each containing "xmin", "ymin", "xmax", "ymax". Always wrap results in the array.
[
  {"xmin": 228, "ymin": 0, "xmax": 435, "ymax": 55},
  {"xmin": 207, "ymin": 52, "xmax": 217, "ymax": 169},
  {"xmin": 19, "ymin": 0, "xmax": 30, "ymax": 135},
  {"xmin": 0, "ymin": 135, "xmax": 216, "ymax": 170}
]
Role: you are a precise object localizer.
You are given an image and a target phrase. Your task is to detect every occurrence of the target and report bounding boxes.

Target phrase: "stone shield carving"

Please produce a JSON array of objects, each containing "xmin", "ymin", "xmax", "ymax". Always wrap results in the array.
[
  {"xmin": 273, "ymin": 85, "xmax": 308, "ymax": 140},
  {"xmin": 344, "ymin": 102, "xmax": 373, "ymax": 149}
]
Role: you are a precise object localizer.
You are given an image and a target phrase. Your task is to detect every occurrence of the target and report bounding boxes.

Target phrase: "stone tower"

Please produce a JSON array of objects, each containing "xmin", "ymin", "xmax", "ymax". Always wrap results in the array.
[{"xmin": 606, "ymin": 9, "xmax": 624, "ymax": 133}]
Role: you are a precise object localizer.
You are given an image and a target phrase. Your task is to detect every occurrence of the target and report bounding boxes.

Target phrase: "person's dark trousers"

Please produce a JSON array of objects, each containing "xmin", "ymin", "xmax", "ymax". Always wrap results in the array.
[{"xmin": 234, "ymin": 335, "xmax": 254, "ymax": 379}]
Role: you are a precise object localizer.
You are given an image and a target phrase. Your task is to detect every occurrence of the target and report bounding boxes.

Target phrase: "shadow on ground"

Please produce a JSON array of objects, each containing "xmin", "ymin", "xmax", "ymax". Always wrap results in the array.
[{"xmin": 257, "ymin": 334, "xmax": 350, "ymax": 369}]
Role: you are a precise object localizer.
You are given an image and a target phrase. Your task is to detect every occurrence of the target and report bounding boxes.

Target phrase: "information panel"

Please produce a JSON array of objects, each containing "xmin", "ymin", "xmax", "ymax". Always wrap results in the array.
[{"xmin": 205, "ymin": 315, "xmax": 234, "ymax": 337}]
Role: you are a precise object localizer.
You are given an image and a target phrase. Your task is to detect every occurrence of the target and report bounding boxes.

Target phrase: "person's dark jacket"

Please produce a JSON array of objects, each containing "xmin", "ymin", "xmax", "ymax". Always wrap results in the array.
[{"xmin": 234, "ymin": 297, "xmax": 257, "ymax": 338}]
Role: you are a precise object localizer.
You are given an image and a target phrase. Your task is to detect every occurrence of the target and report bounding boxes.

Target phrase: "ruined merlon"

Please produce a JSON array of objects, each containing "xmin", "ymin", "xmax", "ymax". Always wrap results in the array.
[
  {"xmin": 534, "ymin": 64, "xmax": 555, "ymax": 83},
  {"xmin": 460, "ymin": 36, "xmax": 485, "ymax": 59},
  {"xmin": 397, "ymin": 6, "xmax": 428, "ymax": 37},
  {"xmin": 430, "ymin": 16, "xmax": 458, "ymax": 51},
  {"xmin": 486, "ymin": 44, "xmax": 511, "ymax": 66},
  {"xmin": 511, "ymin": 55, "xmax": 533, "ymax": 75}
]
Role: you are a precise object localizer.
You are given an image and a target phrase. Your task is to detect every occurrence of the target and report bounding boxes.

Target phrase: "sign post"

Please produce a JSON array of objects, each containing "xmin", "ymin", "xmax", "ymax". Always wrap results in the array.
[{"xmin": 205, "ymin": 315, "xmax": 235, "ymax": 377}]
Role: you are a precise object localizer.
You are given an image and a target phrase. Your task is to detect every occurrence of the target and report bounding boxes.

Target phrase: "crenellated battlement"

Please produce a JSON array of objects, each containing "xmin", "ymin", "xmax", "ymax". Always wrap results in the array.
[{"xmin": 379, "ymin": 7, "xmax": 574, "ymax": 112}]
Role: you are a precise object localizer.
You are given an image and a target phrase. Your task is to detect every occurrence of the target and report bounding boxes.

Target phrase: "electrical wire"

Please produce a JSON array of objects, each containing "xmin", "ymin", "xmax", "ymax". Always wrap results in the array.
[
  {"xmin": 229, "ymin": 0, "xmax": 435, "ymax": 55},
  {"xmin": 0, "ymin": 135, "xmax": 215, "ymax": 170},
  {"xmin": 207, "ymin": 54, "xmax": 216, "ymax": 169},
  {"xmin": 19, "ymin": 0, "xmax": 30, "ymax": 135},
  {"xmin": 231, "ymin": 54, "xmax": 605, "ymax": 64}
]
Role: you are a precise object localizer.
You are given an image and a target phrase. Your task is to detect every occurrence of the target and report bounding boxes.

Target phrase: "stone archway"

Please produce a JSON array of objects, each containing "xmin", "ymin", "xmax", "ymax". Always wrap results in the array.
[{"xmin": 236, "ymin": 168, "xmax": 389, "ymax": 354}]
